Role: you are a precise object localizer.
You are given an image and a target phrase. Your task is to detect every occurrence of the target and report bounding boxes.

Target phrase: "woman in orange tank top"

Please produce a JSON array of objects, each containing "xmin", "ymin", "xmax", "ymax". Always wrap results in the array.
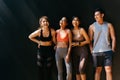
[{"xmin": 55, "ymin": 17, "xmax": 72, "ymax": 80}]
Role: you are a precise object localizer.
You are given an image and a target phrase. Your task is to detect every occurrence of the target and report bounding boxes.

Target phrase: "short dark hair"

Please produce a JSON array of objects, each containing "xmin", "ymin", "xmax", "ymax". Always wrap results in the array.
[{"xmin": 94, "ymin": 8, "xmax": 105, "ymax": 14}]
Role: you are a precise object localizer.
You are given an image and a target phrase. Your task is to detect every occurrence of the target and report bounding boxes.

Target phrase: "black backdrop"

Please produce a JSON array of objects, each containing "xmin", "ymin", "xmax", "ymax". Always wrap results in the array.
[{"xmin": 0, "ymin": 0, "xmax": 120, "ymax": 80}]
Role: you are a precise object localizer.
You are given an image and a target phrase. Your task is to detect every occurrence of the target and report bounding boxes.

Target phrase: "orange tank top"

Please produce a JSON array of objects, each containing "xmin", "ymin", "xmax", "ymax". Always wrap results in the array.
[{"xmin": 57, "ymin": 30, "xmax": 69, "ymax": 42}]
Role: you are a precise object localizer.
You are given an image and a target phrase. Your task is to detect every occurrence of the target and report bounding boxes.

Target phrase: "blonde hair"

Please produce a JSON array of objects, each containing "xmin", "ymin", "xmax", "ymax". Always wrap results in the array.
[{"xmin": 38, "ymin": 16, "xmax": 49, "ymax": 29}]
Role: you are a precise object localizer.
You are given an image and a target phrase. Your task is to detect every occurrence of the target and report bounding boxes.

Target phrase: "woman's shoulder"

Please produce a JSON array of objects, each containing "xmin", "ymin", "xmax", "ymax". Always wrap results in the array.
[
  {"xmin": 33, "ymin": 28, "xmax": 41, "ymax": 33},
  {"xmin": 79, "ymin": 27, "xmax": 87, "ymax": 34},
  {"xmin": 79, "ymin": 27, "xmax": 85, "ymax": 31},
  {"xmin": 50, "ymin": 28, "xmax": 56, "ymax": 35},
  {"xmin": 56, "ymin": 29, "xmax": 60, "ymax": 33},
  {"xmin": 65, "ymin": 28, "xmax": 71, "ymax": 32},
  {"xmin": 50, "ymin": 28, "xmax": 55, "ymax": 32}
]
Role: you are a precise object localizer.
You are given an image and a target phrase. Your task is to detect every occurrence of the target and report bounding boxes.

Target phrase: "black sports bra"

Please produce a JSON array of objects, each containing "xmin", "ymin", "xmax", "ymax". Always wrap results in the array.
[{"xmin": 39, "ymin": 28, "xmax": 52, "ymax": 41}]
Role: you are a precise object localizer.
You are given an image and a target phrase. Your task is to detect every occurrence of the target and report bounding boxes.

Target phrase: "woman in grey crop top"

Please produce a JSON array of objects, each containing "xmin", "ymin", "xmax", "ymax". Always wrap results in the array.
[{"xmin": 71, "ymin": 16, "xmax": 90, "ymax": 80}]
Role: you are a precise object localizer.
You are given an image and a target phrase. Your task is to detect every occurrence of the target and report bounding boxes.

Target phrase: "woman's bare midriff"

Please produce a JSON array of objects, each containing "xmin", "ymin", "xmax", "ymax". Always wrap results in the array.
[
  {"xmin": 40, "ymin": 41, "xmax": 52, "ymax": 46},
  {"xmin": 57, "ymin": 42, "xmax": 68, "ymax": 48}
]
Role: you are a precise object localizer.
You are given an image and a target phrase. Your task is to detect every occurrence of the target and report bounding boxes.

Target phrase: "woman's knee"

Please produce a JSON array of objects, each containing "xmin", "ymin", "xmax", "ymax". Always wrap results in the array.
[
  {"xmin": 95, "ymin": 67, "xmax": 102, "ymax": 73},
  {"xmin": 37, "ymin": 55, "xmax": 44, "ymax": 67},
  {"xmin": 46, "ymin": 57, "xmax": 53, "ymax": 67}
]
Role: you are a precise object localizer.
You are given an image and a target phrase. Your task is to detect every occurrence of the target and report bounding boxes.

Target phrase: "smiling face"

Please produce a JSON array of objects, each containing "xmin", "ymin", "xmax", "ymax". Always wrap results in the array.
[
  {"xmin": 59, "ymin": 17, "xmax": 68, "ymax": 29},
  {"xmin": 39, "ymin": 16, "xmax": 49, "ymax": 28},
  {"xmin": 94, "ymin": 11, "xmax": 104, "ymax": 23},
  {"xmin": 72, "ymin": 17, "xmax": 80, "ymax": 28}
]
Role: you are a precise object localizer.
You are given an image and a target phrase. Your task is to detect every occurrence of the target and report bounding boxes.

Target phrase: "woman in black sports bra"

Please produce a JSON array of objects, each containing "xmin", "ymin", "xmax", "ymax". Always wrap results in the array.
[{"xmin": 28, "ymin": 16, "xmax": 56, "ymax": 80}]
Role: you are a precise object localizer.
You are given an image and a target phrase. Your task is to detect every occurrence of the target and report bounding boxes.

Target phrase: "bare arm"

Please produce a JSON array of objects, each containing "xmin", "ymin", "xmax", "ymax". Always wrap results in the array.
[
  {"xmin": 65, "ymin": 29, "xmax": 72, "ymax": 63},
  {"xmin": 51, "ymin": 28, "xmax": 56, "ymax": 45},
  {"xmin": 80, "ymin": 28, "xmax": 90, "ymax": 46},
  {"xmin": 67, "ymin": 29, "xmax": 72, "ymax": 56},
  {"xmin": 28, "ymin": 29, "xmax": 40, "ymax": 44},
  {"xmin": 88, "ymin": 24, "xmax": 94, "ymax": 53},
  {"xmin": 108, "ymin": 23, "xmax": 116, "ymax": 52}
]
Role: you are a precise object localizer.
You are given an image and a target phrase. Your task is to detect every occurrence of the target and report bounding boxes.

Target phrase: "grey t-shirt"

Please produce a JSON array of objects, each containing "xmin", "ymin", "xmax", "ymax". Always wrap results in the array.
[{"xmin": 92, "ymin": 22, "xmax": 112, "ymax": 53}]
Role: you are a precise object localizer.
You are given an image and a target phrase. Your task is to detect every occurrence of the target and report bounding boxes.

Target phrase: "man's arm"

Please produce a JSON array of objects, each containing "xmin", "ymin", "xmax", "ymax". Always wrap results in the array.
[{"xmin": 108, "ymin": 23, "xmax": 116, "ymax": 52}]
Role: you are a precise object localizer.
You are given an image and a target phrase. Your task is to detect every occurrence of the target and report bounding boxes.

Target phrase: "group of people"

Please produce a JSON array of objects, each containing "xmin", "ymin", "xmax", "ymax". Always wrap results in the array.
[{"xmin": 28, "ymin": 8, "xmax": 116, "ymax": 80}]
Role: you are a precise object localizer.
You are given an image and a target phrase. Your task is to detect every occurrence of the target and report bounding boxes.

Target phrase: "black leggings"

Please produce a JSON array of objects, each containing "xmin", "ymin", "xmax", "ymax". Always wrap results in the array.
[{"xmin": 37, "ymin": 46, "xmax": 54, "ymax": 80}]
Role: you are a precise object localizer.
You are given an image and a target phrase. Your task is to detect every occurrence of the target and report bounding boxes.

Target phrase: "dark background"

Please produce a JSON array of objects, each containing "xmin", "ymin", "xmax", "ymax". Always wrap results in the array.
[{"xmin": 0, "ymin": 0, "xmax": 120, "ymax": 80}]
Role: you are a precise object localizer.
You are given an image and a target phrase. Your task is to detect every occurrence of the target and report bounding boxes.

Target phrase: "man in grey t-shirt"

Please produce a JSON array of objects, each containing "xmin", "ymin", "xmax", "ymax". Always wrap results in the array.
[{"xmin": 89, "ymin": 8, "xmax": 116, "ymax": 80}]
